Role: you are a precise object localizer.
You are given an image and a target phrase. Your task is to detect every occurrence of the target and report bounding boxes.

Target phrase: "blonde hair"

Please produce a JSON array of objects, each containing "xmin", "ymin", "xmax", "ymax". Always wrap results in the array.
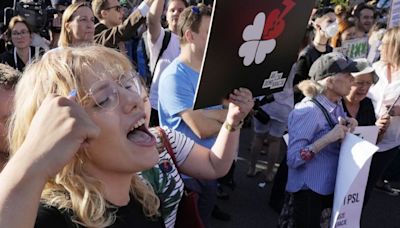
[
  {"xmin": 7, "ymin": 15, "xmax": 32, "ymax": 39},
  {"xmin": 297, "ymin": 79, "xmax": 326, "ymax": 98},
  {"xmin": 8, "ymin": 45, "xmax": 160, "ymax": 227},
  {"xmin": 381, "ymin": 27, "xmax": 400, "ymax": 69},
  {"xmin": 59, "ymin": 2, "xmax": 93, "ymax": 47},
  {"xmin": 91, "ymin": 0, "xmax": 108, "ymax": 20}
]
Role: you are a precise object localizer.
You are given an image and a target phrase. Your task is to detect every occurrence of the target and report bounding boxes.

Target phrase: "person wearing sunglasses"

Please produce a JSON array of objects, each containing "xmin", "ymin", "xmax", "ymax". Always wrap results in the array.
[
  {"xmin": 0, "ymin": 45, "xmax": 253, "ymax": 227},
  {"xmin": 91, "ymin": 0, "xmax": 157, "ymax": 50},
  {"xmin": 0, "ymin": 16, "xmax": 44, "ymax": 72}
]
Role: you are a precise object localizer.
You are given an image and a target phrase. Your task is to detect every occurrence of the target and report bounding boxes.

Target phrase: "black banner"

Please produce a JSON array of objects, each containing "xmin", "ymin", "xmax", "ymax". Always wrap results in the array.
[{"xmin": 194, "ymin": 0, "xmax": 315, "ymax": 109}]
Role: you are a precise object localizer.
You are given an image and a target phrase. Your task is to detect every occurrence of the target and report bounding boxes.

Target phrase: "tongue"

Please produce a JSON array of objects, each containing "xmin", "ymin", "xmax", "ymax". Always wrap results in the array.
[{"xmin": 127, "ymin": 129, "xmax": 156, "ymax": 147}]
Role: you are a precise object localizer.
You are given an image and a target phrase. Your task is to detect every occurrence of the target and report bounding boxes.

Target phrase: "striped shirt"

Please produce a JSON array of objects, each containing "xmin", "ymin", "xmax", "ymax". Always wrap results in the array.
[
  {"xmin": 286, "ymin": 94, "xmax": 347, "ymax": 195},
  {"xmin": 140, "ymin": 127, "xmax": 194, "ymax": 228}
]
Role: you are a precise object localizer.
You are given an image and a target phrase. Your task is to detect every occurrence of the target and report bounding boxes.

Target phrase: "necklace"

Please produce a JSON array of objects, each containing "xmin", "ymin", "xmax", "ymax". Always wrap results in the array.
[{"xmin": 14, "ymin": 47, "xmax": 31, "ymax": 70}]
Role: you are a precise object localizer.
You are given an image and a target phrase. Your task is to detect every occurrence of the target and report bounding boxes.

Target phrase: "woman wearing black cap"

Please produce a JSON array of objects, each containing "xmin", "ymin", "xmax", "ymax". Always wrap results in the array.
[{"xmin": 286, "ymin": 52, "xmax": 358, "ymax": 228}]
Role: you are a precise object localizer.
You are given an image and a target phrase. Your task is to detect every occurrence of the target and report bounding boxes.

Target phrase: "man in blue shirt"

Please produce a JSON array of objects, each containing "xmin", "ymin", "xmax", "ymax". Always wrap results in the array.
[{"xmin": 158, "ymin": 5, "xmax": 233, "ymax": 226}]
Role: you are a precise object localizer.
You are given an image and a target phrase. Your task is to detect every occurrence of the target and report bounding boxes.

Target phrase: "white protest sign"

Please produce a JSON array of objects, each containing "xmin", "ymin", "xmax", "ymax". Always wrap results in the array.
[
  {"xmin": 334, "ymin": 38, "xmax": 369, "ymax": 59},
  {"xmin": 330, "ymin": 132, "xmax": 379, "ymax": 228},
  {"xmin": 352, "ymin": 126, "xmax": 379, "ymax": 144}
]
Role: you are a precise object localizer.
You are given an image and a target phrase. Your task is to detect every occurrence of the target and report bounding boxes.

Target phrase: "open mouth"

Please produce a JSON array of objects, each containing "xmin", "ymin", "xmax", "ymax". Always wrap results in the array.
[{"xmin": 127, "ymin": 118, "xmax": 156, "ymax": 147}]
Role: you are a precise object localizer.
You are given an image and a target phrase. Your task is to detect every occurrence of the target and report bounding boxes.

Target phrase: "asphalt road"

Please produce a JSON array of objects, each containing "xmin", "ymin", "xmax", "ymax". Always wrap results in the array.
[{"xmin": 210, "ymin": 127, "xmax": 400, "ymax": 228}]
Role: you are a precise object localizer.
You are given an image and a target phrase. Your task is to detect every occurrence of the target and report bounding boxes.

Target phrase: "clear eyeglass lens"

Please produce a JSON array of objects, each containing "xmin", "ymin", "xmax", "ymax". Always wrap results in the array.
[
  {"xmin": 90, "ymin": 80, "xmax": 119, "ymax": 110},
  {"xmin": 118, "ymin": 74, "xmax": 142, "ymax": 96},
  {"xmin": 88, "ymin": 74, "xmax": 141, "ymax": 111}
]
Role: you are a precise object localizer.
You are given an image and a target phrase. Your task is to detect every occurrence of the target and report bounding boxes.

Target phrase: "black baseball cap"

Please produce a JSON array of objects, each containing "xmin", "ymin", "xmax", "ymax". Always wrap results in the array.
[{"xmin": 309, "ymin": 52, "xmax": 358, "ymax": 81}]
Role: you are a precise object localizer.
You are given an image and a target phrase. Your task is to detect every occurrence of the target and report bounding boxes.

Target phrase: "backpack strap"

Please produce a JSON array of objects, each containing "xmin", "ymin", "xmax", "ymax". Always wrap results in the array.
[
  {"xmin": 148, "ymin": 30, "xmax": 172, "ymax": 84},
  {"xmin": 310, "ymin": 98, "xmax": 335, "ymax": 129}
]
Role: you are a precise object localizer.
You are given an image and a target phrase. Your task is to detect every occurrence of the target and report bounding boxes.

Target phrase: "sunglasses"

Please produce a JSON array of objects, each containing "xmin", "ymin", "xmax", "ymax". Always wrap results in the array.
[
  {"xmin": 179, "ymin": 6, "xmax": 201, "ymax": 37},
  {"xmin": 105, "ymin": 5, "xmax": 122, "ymax": 12}
]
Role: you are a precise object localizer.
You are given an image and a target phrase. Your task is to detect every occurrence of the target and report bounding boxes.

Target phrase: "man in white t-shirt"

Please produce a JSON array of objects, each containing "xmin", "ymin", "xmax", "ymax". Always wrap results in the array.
[{"xmin": 146, "ymin": 0, "xmax": 188, "ymax": 124}]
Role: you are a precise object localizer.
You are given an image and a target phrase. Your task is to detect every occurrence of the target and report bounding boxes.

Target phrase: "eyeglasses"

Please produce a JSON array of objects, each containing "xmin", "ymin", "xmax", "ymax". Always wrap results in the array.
[
  {"xmin": 179, "ymin": 6, "xmax": 201, "ymax": 37},
  {"xmin": 105, "ymin": 5, "xmax": 122, "ymax": 12},
  {"xmin": 83, "ymin": 73, "xmax": 142, "ymax": 111},
  {"xmin": 11, "ymin": 30, "xmax": 30, "ymax": 37}
]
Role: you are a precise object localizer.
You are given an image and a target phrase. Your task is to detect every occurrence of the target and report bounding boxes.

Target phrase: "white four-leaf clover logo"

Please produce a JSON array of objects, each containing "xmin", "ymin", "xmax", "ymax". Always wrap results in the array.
[
  {"xmin": 238, "ymin": 0, "xmax": 296, "ymax": 66},
  {"xmin": 238, "ymin": 12, "xmax": 276, "ymax": 66}
]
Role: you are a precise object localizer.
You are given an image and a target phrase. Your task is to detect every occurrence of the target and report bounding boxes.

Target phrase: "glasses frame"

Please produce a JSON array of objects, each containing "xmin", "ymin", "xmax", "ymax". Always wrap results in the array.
[
  {"xmin": 82, "ymin": 73, "xmax": 142, "ymax": 112},
  {"xmin": 11, "ymin": 30, "xmax": 30, "ymax": 37},
  {"xmin": 104, "ymin": 5, "xmax": 122, "ymax": 12}
]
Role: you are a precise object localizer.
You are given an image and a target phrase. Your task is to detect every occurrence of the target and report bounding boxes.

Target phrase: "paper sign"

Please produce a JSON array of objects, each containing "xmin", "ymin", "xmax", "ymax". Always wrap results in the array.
[
  {"xmin": 330, "ymin": 133, "xmax": 379, "ymax": 228},
  {"xmin": 334, "ymin": 38, "xmax": 369, "ymax": 59},
  {"xmin": 193, "ymin": 0, "xmax": 315, "ymax": 109},
  {"xmin": 352, "ymin": 126, "xmax": 379, "ymax": 144}
]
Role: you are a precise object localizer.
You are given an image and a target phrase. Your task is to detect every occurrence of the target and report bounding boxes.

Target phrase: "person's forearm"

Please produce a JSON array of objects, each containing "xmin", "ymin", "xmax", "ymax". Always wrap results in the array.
[
  {"xmin": 147, "ymin": 0, "xmax": 163, "ymax": 43},
  {"xmin": 201, "ymin": 109, "xmax": 228, "ymax": 123},
  {"xmin": 208, "ymin": 121, "xmax": 240, "ymax": 177},
  {"xmin": 0, "ymin": 148, "xmax": 48, "ymax": 228},
  {"xmin": 191, "ymin": 118, "xmax": 223, "ymax": 138},
  {"xmin": 310, "ymin": 132, "xmax": 335, "ymax": 153},
  {"xmin": 181, "ymin": 110, "xmax": 224, "ymax": 138}
]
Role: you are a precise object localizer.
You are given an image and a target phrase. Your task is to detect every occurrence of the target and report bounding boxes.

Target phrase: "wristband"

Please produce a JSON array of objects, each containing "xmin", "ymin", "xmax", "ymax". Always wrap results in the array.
[
  {"xmin": 300, "ymin": 147, "xmax": 315, "ymax": 161},
  {"xmin": 224, "ymin": 120, "xmax": 243, "ymax": 132}
]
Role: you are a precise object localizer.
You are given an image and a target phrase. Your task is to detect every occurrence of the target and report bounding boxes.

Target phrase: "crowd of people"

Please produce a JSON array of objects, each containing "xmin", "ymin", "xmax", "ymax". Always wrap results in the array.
[{"xmin": 0, "ymin": 0, "xmax": 399, "ymax": 227}]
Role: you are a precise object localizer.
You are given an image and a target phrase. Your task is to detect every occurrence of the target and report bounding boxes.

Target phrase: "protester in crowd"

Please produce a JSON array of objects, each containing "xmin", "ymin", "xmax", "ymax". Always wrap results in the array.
[
  {"xmin": 92, "ymin": 0, "xmax": 155, "ymax": 50},
  {"xmin": 331, "ymin": 19, "xmax": 358, "ymax": 48},
  {"xmin": 146, "ymin": 0, "xmax": 188, "ymax": 126},
  {"xmin": 158, "ymin": 5, "xmax": 246, "ymax": 225},
  {"xmin": 367, "ymin": 21, "xmax": 386, "ymax": 63},
  {"xmin": 287, "ymin": 52, "xmax": 358, "ymax": 228},
  {"xmin": 0, "ymin": 64, "xmax": 20, "ymax": 171},
  {"xmin": 0, "ymin": 45, "xmax": 252, "ymax": 227},
  {"xmin": 353, "ymin": 3, "xmax": 376, "ymax": 36},
  {"xmin": 58, "ymin": 2, "xmax": 96, "ymax": 47},
  {"xmin": 247, "ymin": 65, "xmax": 295, "ymax": 182},
  {"xmin": 334, "ymin": 4, "xmax": 349, "ymax": 23},
  {"xmin": 293, "ymin": 7, "xmax": 336, "ymax": 104},
  {"xmin": 246, "ymin": 102, "xmax": 285, "ymax": 182},
  {"xmin": 342, "ymin": 58, "xmax": 394, "ymax": 200},
  {"xmin": 366, "ymin": 27, "xmax": 400, "ymax": 198},
  {"xmin": 0, "ymin": 16, "xmax": 44, "ymax": 71},
  {"xmin": 343, "ymin": 58, "xmax": 386, "ymax": 127}
]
